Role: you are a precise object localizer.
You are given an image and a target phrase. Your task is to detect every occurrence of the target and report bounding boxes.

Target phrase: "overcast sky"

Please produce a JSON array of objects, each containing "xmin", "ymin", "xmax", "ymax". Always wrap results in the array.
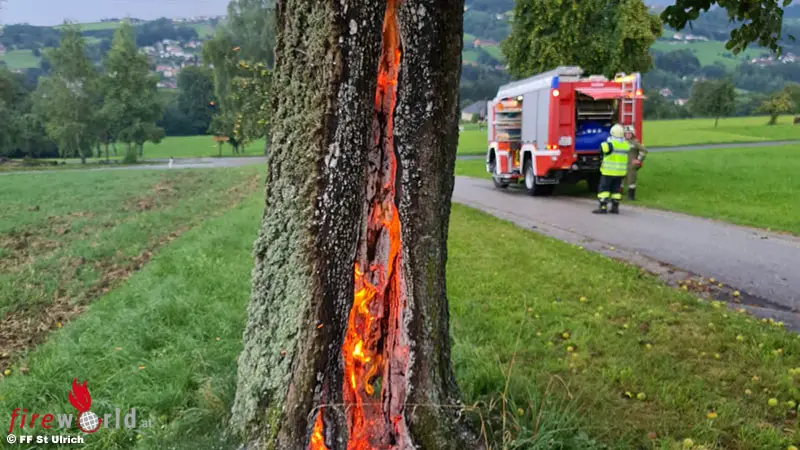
[{"xmin": 0, "ymin": 0, "xmax": 230, "ymax": 26}]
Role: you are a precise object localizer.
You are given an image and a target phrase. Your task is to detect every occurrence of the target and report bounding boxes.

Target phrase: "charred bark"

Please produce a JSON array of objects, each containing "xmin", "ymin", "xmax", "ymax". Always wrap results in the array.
[{"xmin": 231, "ymin": 0, "xmax": 479, "ymax": 449}]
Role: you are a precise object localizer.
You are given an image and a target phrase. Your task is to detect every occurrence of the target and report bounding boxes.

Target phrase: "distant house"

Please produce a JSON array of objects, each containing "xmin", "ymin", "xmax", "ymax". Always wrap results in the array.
[
  {"xmin": 674, "ymin": 99, "xmax": 689, "ymax": 106},
  {"xmin": 659, "ymin": 88, "xmax": 673, "ymax": 98},
  {"xmin": 0, "ymin": 44, "xmax": 6, "ymax": 55},
  {"xmin": 461, "ymin": 101, "xmax": 487, "ymax": 122},
  {"xmin": 672, "ymin": 32, "xmax": 709, "ymax": 42},
  {"xmin": 156, "ymin": 65, "xmax": 172, "ymax": 72},
  {"xmin": 473, "ymin": 39, "xmax": 499, "ymax": 48}
]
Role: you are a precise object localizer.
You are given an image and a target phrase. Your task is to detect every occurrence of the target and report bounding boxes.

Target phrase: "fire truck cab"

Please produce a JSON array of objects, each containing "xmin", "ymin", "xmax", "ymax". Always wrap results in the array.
[{"xmin": 486, "ymin": 66, "xmax": 645, "ymax": 195}]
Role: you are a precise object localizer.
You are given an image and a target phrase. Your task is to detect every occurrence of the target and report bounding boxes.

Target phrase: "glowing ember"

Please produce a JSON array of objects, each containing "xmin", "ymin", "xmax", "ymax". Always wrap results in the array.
[
  {"xmin": 309, "ymin": 1, "xmax": 409, "ymax": 448},
  {"xmin": 310, "ymin": 410, "xmax": 329, "ymax": 450}
]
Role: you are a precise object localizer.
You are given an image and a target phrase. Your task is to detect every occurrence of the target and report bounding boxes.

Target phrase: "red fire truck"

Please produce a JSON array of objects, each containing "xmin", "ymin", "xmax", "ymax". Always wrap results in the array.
[{"xmin": 485, "ymin": 66, "xmax": 645, "ymax": 195}]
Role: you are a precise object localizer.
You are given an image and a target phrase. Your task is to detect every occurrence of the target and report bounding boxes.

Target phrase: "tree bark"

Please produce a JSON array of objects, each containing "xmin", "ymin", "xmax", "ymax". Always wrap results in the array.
[{"xmin": 231, "ymin": 0, "xmax": 478, "ymax": 449}]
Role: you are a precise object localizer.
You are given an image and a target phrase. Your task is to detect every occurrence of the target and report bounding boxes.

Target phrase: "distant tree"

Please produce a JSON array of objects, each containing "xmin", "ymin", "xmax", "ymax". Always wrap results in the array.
[
  {"xmin": 229, "ymin": 60, "xmax": 271, "ymax": 151},
  {"xmin": 203, "ymin": 0, "xmax": 276, "ymax": 155},
  {"xmin": 101, "ymin": 20, "xmax": 164, "ymax": 162},
  {"xmin": 475, "ymin": 47, "xmax": 499, "ymax": 66},
  {"xmin": 688, "ymin": 78, "xmax": 736, "ymax": 127},
  {"xmin": 176, "ymin": 66, "xmax": 215, "ymax": 135},
  {"xmin": 782, "ymin": 82, "xmax": 800, "ymax": 113},
  {"xmin": 503, "ymin": 0, "xmax": 662, "ymax": 79},
  {"xmin": 698, "ymin": 62, "xmax": 728, "ymax": 80},
  {"xmin": 135, "ymin": 18, "xmax": 199, "ymax": 47},
  {"xmin": 223, "ymin": 0, "xmax": 277, "ymax": 68},
  {"xmin": 654, "ymin": 49, "xmax": 701, "ymax": 77},
  {"xmin": 757, "ymin": 89, "xmax": 796, "ymax": 125},
  {"xmin": 33, "ymin": 24, "xmax": 98, "ymax": 163},
  {"xmin": 201, "ymin": 32, "xmax": 240, "ymax": 152}
]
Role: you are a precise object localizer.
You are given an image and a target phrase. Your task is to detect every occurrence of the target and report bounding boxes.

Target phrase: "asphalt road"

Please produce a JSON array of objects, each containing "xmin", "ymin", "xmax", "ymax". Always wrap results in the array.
[{"xmin": 452, "ymin": 176, "xmax": 800, "ymax": 315}]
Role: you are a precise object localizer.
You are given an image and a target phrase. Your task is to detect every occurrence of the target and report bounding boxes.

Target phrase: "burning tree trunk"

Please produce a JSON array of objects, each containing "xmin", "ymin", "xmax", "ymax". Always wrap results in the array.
[{"xmin": 231, "ymin": 0, "xmax": 478, "ymax": 449}]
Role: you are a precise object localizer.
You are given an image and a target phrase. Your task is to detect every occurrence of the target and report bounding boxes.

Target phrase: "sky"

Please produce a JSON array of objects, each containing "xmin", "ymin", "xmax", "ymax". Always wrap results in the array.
[{"xmin": 0, "ymin": 0, "xmax": 230, "ymax": 26}]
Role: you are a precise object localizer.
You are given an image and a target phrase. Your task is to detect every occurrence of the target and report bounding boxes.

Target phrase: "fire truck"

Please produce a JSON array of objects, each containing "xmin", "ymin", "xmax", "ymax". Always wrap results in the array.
[{"xmin": 485, "ymin": 66, "xmax": 645, "ymax": 195}]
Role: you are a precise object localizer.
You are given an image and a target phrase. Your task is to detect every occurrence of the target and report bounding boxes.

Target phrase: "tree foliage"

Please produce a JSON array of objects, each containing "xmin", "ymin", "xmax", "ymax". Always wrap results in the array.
[
  {"xmin": 655, "ymin": 49, "xmax": 701, "ymax": 77},
  {"xmin": 757, "ymin": 88, "xmax": 796, "ymax": 125},
  {"xmin": 661, "ymin": 0, "xmax": 796, "ymax": 56},
  {"xmin": 202, "ymin": 0, "xmax": 276, "ymax": 154},
  {"xmin": 503, "ymin": 0, "xmax": 662, "ymax": 79},
  {"xmin": 688, "ymin": 78, "xmax": 737, "ymax": 126},
  {"xmin": 176, "ymin": 66, "xmax": 216, "ymax": 135}
]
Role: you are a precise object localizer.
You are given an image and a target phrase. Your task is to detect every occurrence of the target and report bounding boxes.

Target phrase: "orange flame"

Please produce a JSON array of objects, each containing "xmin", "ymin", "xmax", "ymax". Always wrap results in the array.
[
  {"xmin": 310, "ymin": 1, "xmax": 407, "ymax": 448},
  {"xmin": 343, "ymin": 0, "xmax": 404, "ymax": 448},
  {"xmin": 310, "ymin": 409, "xmax": 329, "ymax": 450}
]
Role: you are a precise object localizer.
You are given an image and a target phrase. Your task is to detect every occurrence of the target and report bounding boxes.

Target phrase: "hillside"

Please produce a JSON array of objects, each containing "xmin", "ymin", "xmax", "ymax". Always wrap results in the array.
[{"xmin": 4, "ymin": 1, "xmax": 800, "ymax": 112}]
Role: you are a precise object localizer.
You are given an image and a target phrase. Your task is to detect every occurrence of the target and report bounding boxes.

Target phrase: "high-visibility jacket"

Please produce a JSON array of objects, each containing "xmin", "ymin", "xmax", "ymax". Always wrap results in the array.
[{"xmin": 600, "ymin": 138, "xmax": 630, "ymax": 177}]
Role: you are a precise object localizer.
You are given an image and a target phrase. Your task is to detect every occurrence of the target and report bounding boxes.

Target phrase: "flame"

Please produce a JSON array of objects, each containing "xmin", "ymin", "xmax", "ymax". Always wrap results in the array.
[
  {"xmin": 68, "ymin": 378, "xmax": 92, "ymax": 413},
  {"xmin": 310, "ymin": 410, "xmax": 329, "ymax": 450},
  {"xmin": 310, "ymin": 1, "xmax": 408, "ymax": 448},
  {"xmin": 343, "ymin": 0, "xmax": 404, "ymax": 447}
]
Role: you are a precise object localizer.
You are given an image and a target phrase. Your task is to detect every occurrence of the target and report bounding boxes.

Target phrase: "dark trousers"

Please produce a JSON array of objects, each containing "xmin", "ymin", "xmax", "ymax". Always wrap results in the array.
[{"xmin": 597, "ymin": 175, "xmax": 624, "ymax": 204}]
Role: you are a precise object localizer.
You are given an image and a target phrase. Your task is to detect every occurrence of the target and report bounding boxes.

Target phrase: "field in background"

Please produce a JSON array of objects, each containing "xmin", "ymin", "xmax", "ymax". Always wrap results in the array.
[
  {"xmin": 1, "ymin": 180, "xmax": 798, "ymax": 448},
  {"xmin": 455, "ymin": 143, "xmax": 800, "ymax": 235},
  {"xmin": 651, "ymin": 39, "xmax": 760, "ymax": 68},
  {"xmin": 456, "ymin": 115, "xmax": 800, "ymax": 155},
  {"xmin": 0, "ymin": 49, "xmax": 41, "ymax": 70},
  {"xmin": 644, "ymin": 115, "xmax": 800, "ymax": 147}
]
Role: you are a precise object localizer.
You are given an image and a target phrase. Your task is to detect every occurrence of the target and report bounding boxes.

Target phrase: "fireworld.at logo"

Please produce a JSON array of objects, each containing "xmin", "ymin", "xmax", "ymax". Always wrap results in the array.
[{"xmin": 8, "ymin": 378, "xmax": 150, "ymax": 434}]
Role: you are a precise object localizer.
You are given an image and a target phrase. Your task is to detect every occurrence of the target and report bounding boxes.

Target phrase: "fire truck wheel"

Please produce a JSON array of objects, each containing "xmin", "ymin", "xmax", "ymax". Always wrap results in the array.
[
  {"xmin": 488, "ymin": 157, "xmax": 509, "ymax": 189},
  {"xmin": 523, "ymin": 159, "xmax": 554, "ymax": 196},
  {"xmin": 492, "ymin": 177, "xmax": 510, "ymax": 189}
]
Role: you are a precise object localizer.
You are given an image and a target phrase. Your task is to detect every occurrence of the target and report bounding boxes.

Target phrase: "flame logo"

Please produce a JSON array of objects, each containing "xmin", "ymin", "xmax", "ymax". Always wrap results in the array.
[
  {"xmin": 68, "ymin": 379, "xmax": 92, "ymax": 412},
  {"xmin": 68, "ymin": 378, "xmax": 103, "ymax": 433}
]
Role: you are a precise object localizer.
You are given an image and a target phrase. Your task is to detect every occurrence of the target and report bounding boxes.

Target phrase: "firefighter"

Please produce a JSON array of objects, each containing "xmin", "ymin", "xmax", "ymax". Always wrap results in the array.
[
  {"xmin": 593, "ymin": 124, "xmax": 630, "ymax": 215},
  {"xmin": 623, "ymin": 125, "xmax": 646, "ymax": 201}
]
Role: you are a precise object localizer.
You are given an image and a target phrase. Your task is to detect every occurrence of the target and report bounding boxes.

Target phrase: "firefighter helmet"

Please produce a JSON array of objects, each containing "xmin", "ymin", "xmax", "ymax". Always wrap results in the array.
[
  {"xmin": 610, "ymin": 124, "xmax": 625, "ymax": 138},
  {"xmin": 623, "ymin": 125, "xmax": 635, "ymax": 137}
]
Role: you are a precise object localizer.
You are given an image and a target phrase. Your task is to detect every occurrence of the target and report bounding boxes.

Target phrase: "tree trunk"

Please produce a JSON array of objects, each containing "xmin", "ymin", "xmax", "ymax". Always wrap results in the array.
[
  {"xmin": 105, "ymin": 143, "xmax": 110, "ymax": 162},
  {"xmin": 714, "ymin": 116, "xmax": 719, "ymax": 128},
  {"xmin": 112, "ymin": 143, "xmax": 118, "ymax": 156},
  {"xmin": 231, "ymin": 0, "xmax": 479, "ymax": 449},
  {"xmin": 138, "ymin": 143, "xmax": 144, "ymax": 157}
]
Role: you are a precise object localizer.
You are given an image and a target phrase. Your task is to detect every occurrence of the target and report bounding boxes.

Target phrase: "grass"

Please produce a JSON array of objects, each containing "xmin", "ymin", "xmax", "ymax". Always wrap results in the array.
[
  {"xmin": 1, "ymin": 170, "xmax": 799, "ymax": 448},
  {"xmin": 0, "ymin": 49, "xmax": 41, "ymax": 70},
  {"xmin": 0, "ymin": 167, "xmax": 263, "ymax": 369},
  {"xmin": 634, "ymin": 144, "xmax": 800, "ymax": 234},
  {"xmin": 644, "ymin": 116, "xmax": 800, "ymax": 147},
  {"xmin": 448, "ymin": 206, "xmax": 800, "ymax": 449},
  {"xmin": 455, "ymin": 143, "xmax": 800, "ymax": 235},
  {"xmin": 142, "ymin": 136, "xmax": 266, "ymax": 159},
  {"xmin": 13, "ymin": 137, "xmax": 269, "ymax": 164}
]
